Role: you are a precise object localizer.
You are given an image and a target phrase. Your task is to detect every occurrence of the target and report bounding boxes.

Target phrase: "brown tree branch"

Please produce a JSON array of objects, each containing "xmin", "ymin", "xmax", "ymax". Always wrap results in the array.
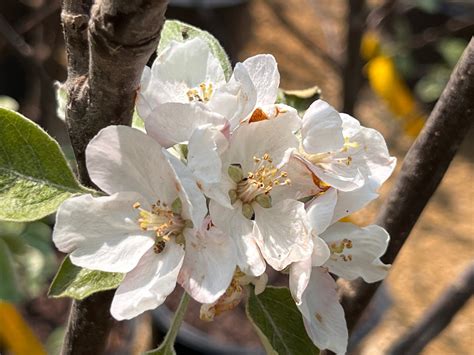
[
  {"xmin": 61, "ymin": 0, "xmax": 169, "ymax": 354},
  {"xmin": 340, "ymin": 38, "xmax": 474, "ymax": 333},
  {"xmin": 388, "ymin": 263, "xmax": 474, "ymax": 355},
  {"xmin": 342, "ymin": 0, "xmax": 367, "ymax": 115}
]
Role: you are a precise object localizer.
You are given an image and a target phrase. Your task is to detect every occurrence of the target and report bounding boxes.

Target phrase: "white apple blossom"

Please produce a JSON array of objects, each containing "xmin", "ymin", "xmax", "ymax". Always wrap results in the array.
[
  {"xmin": 208, "ymin": 109, "xmax": 313, "ymax": 275},
  {"xmin": 137, "ymin": 37, "xmax": 257, "ymax": 146},
  {"xmin": 295, "ymin": 99, "xmax": 396, "ymax": 192},
  {"xmin": 53, "ymin": 126, "xmax": 236, "ymax": 320},
  {"xmin": 289, "ymin": 222, "xmax": 390, "ymax": 354}
]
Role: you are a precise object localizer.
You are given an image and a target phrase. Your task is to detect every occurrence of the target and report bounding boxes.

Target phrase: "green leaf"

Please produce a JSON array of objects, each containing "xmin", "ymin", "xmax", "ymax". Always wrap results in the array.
[
  {"xmin": 158, "ymin": 20, "xmax": 232, "ymax": 81},
  {"xmin": 437, "ymin": 38, "xmax": 468, "ymax": 67},
  {"xmin": 0, "ymin": 238, "xmax": 21, "ymax": 302},
  {"xmin": 48, "ymin": 256, "xmax": 124, "ymax": 300},
  {"xmin": 246, "ymin": 286, "xmax": 319, "ymax": 355},
  {"xmin": 0, "ymin": 108, "xmax": 88, "ymax": 222},
  {"xmin": 277, "ymin": 86, "xmax": 321, "ymax": 115}
]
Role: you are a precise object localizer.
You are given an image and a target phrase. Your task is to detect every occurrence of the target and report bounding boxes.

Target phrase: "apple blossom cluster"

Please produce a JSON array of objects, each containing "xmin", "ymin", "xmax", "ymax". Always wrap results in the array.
[{"xmin": 52, "ymin": 37, "xmax": 395, "ymax": 354}]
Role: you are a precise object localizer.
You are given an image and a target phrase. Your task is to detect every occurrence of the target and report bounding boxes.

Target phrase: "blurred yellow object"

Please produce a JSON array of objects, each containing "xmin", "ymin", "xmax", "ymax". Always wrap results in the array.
[
  {"xmin": 0, "ymin": 301, "xmax": 46, "ymax": 355},
  {"xmin": 361, "ymin": 32, "xmax": 426, "ymax": 136}
]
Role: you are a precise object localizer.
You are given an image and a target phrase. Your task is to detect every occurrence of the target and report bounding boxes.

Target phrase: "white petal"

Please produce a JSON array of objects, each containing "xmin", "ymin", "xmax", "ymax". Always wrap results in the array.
[
  {"xmin": 340, "ymin": 113, "xmax": 396, "ymax": 186},
  {"xmin": 145, "ymin": 102, "xmax": 227, "ymax": 147},
  {"xmin": 187, "ymin": 125, "xmax": 228, "ymax": 185},
  {"xmin": 311, "ymin": 234, "xmax": 331, "ymax": 267},
  {"xmin": 332, "ymin": 179, "xmax": 379, "ymax": 222},
  {"xmin": 208, "ymin": 62, "xmax": 257, "ymax": 127},
  {"xmin": 302, "ymin": 100, "xmax": 344, "ymax": 154},
  {"xmin": 86, "ymin": 126, "xmax": 178, "ymax": 205},
  {"xmin": 178, "ymin": 226, "xmax": 237, "ymax": 304},
  {"xmin": 242, "ymin": 54, "xmax": 280, "ymax": 106},
  {"xmin": 245, "ymin": 104, "xmax": 302, "ymax": 132},
  {"xmin": 254, "ymin": 199, "xmax": 312, "ymax": 270},
  {"xmin": 209, "ymin": 200, "xmax": 266, "ymax": 276},
  {"xmin": 226, "ymin": 115, "xmax": 299, "ymax": 174},
  {"xmin": 321, "ymin": 223, "xmax": 390, "ymax": 282},
  {"xmin": 306, "ymin": 188, "xmax": 337, "ymax": 234},
  {"xmin": 110, "ymin": 241, "xmax": 185, "ymax": 320},
  {"xmin": 289, "ymin": 256, "xmax": 312, "ymax": 305},
  {"xmin": 298, "ymin": 267, "xmax": 348, "ymax": 354},
  {"xmin": 53, "ymin": 193, "xmax": 154, "ymax": 273},
  {"xmin": 163, "ymin": 150, "xmax": 207, "ymax": 229},
  {"xmin": 136, "ymin": 66, "xmax": 153, "ymax": 119},
  {"xmin": 151, "ymin": 37, "xmax": 225, "ymax": 103},
  {"xmin": 309, "ymin": 158, "xmax": 365, "ymax": 192}
]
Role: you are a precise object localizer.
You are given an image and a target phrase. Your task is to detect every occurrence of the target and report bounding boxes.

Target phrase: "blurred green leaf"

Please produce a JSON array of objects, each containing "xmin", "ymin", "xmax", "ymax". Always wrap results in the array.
[
  {"xmin": 277, "ymin": 86, "xmax": 321, "ymax": 116},
  {"xmin": 158, "ymin": 20, "xmax": 232, "ymax": 81},
  {"xmin": 437, "ymin": 38, "xmax": 468, "ymax": 67},
  {"xmin": 49, "ymin": 256, "xmax": 123, "ymax": 300},
  {"xmin": 415, "ymin": 0, "xmax": 442, "ymax": 13},
  {"xmin": 0, "ymin": 108, "xmax": 89, "ymax": 222},
  {"xmin": 246, "ymin": 286, "xmax": 320, "ymax": 355},
  {"xmin": 415, "ymin": 65, "xmax": 451, "ymax": 103},
  {"xmin": 0, "ymin": 238, "xmax": 21, "ymax": 302}
]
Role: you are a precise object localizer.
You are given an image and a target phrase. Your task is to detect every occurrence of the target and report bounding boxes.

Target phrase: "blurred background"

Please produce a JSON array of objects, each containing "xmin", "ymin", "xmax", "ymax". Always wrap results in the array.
[{"xmin": 0, "ymin": 0, "xmax": 473, "ymax": 354}]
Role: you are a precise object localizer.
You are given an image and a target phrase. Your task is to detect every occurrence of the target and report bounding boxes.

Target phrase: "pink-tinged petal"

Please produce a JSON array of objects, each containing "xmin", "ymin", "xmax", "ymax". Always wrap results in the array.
[
  {"xmin": 301, "ymin": 100, "xmax": 344, "ymax": 154},
  {"xmin": 53, "ymin": 193, "xmax": 154, "ymax": 273},
  {"xmin": 145, "ymin": 102, "xmax": 227, "ymax": 148},
  {"xmin": 110, "ymin": 241, "xmax": 185, "ymax": 320},
  {"xmin": 321, "ymin": 223, "xmax": 390, "ymax": 282},
  {"xmin": 306, "ymin": 188, "xmax": 337, "ymax": 234},
  {"xmin": 242, "ymin": 54, "xmax": 280, "ymax": 106},
  {"xmin": 179, "ymin": 226, "xmax": 237, "ymax": 304},
  {"xmin": 254, "ymin": 199, "xmax": 312, "ymax": 270},
  {"xmin": 298, "ymin": 267, "xmax": 348, "ymax": 355},
  {"xmin": 209, "ymin": 200, "xmax": 266, "ymax": 276},
  {"xmin": 86, "ymin": 126, "xmax": 178, "ymax": 205},
  {"xmin": 209, "ymin": 62, "xmax": 257, "ymax": 128}
]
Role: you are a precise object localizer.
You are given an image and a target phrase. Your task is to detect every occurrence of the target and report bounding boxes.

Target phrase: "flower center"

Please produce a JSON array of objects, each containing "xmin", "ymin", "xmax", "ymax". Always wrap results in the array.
[
  {"xmin": 228, "ymin": 154, "xmax": 290, "ymax": 219},
  {"xmin": 133, "ymin": 199, "xmax": 187, "ymax": 254},
  {"xmin": 186, "ymin": 83, "xmax": 213, "ymax": 103},
  {"xmin": 329, "ymin": 238, "xmax": 353, "ymax": 262},
  {"xmin": 301, "ymin": 137, "xmax": 359, "ymax": 167}
]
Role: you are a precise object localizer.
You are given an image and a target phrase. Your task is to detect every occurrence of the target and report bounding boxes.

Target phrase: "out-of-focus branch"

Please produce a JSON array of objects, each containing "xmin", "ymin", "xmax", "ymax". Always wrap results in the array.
[
  {"xmin": 60, "ymin": 1, "xmax": 169, "ymax": 354},
  {"xmin": 342, "ymin": 0, "xmax": 367, "ymax": 115},
  {"xmin": 340, "ymin": 38, "xmax": 474, "ymax": 332},
  {"xmin": 388, "ymin": 263, "xmax": 474, "ymax": 355}
]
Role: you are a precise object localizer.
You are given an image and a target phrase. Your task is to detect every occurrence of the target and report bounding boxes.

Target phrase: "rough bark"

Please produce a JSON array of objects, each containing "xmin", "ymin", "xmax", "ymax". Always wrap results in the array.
[
  {"xmin": 388, "ymin": 263, "xmax": 474, "ymax": 355},
  {"xmin": 60, "ymin": 1, "xmax": 168, "ymax": 354},
  {"xmin": 340, "ymin": 38, "xmax": 474, "ymax": 333}
]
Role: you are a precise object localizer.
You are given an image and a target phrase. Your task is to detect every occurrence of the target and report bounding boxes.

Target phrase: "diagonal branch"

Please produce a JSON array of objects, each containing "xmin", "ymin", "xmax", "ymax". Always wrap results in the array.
[
  {"xmin": 339, "ymin": 38, "xmax": 474, "ymax": 333},
  {"xmin": 388, "ymin": 263, "xmax": 474, "ymax": 355},
  {"xmin": 61, "ymin": 1, "xmax": 169, "ymax": 354}
]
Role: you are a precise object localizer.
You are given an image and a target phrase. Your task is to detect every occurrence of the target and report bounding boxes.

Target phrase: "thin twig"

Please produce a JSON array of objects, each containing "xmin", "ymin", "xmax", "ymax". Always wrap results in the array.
[
  {"xmin": 60, "ymin": 1, "xmax": 169, "ymax": 354},
  {"xmin": 388, "ymin": 263, "xmax": 474, "ymax": 355},
  {"xmin": 340, "ymin": 38, "xmax": 474, "ymax": 333}
]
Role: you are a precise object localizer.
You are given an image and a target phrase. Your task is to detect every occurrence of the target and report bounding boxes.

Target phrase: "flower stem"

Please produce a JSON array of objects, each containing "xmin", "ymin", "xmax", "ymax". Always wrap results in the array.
[{"xmin": 147, "ymin": 292, "xmax": 190, "ymax": 354}]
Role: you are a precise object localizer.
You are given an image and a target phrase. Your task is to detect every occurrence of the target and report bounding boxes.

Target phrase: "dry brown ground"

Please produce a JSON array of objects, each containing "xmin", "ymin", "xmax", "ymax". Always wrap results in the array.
[{"xmin": 239, "ymin": 0, "xmax": 474, "ymax": 354}]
